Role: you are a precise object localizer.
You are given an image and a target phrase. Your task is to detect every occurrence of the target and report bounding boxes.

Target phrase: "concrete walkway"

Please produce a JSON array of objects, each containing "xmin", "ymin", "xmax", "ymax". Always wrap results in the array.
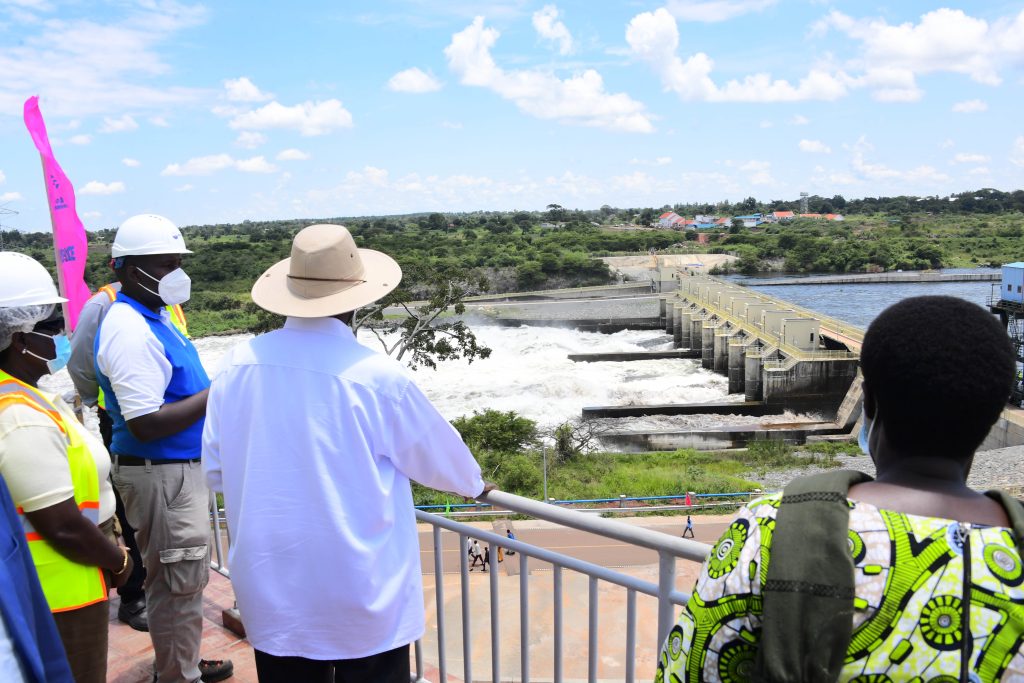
[{"xmin": 106, "ymin": 515, "xmax": 723, "ymax": 682}]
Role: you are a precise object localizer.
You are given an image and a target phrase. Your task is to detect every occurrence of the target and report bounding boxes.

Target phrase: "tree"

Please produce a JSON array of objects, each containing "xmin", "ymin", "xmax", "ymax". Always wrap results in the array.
[
  {"xmin": 425, "ymin": 213, "xmax": 448, "ymax": 231},
  {"xmin": 546, "ymin": 204, "xmax": 567, "ymax": 222},
  {"xmin": 549, "ymin": 419, "xmax": 608, "ymax": 461},
  {"xmin": 451, "ymin": 409, "xmax": 539, "ymax": 453},
  {"xmin": 353, "ymin": 265, "xmax": 492, "ymax": 370}
]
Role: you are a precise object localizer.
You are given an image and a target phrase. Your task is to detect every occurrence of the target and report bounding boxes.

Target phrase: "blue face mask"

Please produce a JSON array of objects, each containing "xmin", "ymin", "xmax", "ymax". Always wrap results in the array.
[
  {"xmin": 25, "ymin": 331, "xmax": 72, "ymax": 374},
  {"xmin": 858, "ymin": 407, "xmax": 875, "ymax": 456}
]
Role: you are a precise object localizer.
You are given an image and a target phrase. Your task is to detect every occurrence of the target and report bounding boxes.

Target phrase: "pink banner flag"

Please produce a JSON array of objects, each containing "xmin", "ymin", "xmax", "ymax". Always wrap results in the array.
[{"xmin": 23, "ymin": 96, "xmax": 92, "ymax": 331}]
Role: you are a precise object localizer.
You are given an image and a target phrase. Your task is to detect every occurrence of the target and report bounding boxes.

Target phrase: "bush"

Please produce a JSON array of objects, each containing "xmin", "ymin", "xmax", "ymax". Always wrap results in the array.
[{"xmin": 451, "ymin": 409, "xmax": 539, "ymax": 453}]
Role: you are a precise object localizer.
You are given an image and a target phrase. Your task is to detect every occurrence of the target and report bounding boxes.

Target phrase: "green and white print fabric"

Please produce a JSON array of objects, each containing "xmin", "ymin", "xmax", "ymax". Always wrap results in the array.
[{"xmin": 656, "ymin": 494, "xmax": 1024, "ymax": 682}]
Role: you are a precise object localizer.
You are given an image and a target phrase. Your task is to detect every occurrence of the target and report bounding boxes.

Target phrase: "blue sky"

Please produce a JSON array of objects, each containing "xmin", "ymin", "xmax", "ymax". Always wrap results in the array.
[{"xmin": 1, "ymin": 0, "xmax": 1023, "ymax": 231}]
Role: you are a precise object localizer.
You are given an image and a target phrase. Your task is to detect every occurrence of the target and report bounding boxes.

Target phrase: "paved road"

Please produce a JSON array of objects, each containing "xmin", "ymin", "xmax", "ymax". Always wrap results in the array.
[{"xmin": 417, "ymin": 520, "xmax": 728, "ymax": 574}]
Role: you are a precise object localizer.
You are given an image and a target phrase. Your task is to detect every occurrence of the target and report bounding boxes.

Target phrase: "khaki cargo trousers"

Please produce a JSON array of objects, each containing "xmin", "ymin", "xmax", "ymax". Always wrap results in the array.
[{"xmin": 113, "ymin": 458, "xmax": 210, "ymax": 683}]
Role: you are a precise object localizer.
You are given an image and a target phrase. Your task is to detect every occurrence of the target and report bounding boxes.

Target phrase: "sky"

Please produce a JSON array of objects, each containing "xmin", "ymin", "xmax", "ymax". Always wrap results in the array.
[{"xmin": 1, "ymin": 0, "xmax": 1024, "ymax": 232}]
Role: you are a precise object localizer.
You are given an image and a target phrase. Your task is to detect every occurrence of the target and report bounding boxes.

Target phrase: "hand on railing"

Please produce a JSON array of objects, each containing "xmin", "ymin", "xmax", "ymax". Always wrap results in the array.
[{"xmin": 467, "ymin": 481, "xmax": 498, "ymax": 503}]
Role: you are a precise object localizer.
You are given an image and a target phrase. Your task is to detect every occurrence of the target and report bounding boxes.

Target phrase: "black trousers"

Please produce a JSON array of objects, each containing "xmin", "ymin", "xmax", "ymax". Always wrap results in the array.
[
  {"xmin": 99, "ymin": 407, "xmax": 147, "ymax": 602},
  {"xmin": 254, "ymin": 644, "xmax": 410, "ymax": 683}
]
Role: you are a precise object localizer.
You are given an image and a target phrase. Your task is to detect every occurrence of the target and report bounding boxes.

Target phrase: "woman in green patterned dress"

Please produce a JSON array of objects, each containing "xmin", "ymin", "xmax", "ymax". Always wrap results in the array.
[{"xmin": 656, "ymin": 296, "xmax": 1024, "ymax": 682}]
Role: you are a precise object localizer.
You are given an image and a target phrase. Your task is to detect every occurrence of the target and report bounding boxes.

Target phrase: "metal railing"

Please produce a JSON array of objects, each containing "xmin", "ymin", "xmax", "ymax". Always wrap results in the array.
[{"xmin": 207, "ymin": 489, "xmax": 714, "ymax": 683}]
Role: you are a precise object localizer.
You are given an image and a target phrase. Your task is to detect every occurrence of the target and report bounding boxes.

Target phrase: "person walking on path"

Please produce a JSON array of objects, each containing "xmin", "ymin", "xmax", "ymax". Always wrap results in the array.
[
  {"xmin": 69, "ymin": 277, "xmax": 187, "ymax": 633},
  {"xmin": 682, "ymin": 515, "xmax": 694, "ymax": 538},
  {"xmin": 470, "ymin": 539, "xmax": 485, "ymax": 571},
  {"xmin": 203, "ymin": 224, "xmax": 491, "ymax": 683},
  {"xmin": 505, "ymin": 528, "xmax": 516, "ymax": 555},
  {"xmin": 95, "ymin": 216, "xmax": 232, "ymax": 683}
]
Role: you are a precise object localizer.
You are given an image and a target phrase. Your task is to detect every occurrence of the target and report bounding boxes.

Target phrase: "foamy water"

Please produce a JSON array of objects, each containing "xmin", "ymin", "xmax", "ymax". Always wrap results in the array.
[{"xmin": 41, "ymin": 324, "xmax": 803, "ymax": 440}]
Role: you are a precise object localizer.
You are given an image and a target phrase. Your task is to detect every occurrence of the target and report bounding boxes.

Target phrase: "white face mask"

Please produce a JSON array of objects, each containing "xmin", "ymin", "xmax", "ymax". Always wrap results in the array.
[{"xmin": 137, "ymin": 266, "xmax": 191, "ymax": 305}]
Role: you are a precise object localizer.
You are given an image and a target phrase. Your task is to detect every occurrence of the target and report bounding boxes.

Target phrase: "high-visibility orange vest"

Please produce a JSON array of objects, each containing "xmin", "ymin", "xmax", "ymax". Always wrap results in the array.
[
  {"xmin": 0, "ymin": 370, "xmax": 107, "ymax": 612},
  {"xmin": 96, "ymin": 284, "xmax": 189, "ymax": 409}
]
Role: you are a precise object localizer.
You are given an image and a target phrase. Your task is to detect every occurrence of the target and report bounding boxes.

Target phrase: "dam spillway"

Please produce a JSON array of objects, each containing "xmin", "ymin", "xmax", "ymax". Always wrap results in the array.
[{"xmin": 662, "ymin": 273, "xmax": 862, "ymax": 415}]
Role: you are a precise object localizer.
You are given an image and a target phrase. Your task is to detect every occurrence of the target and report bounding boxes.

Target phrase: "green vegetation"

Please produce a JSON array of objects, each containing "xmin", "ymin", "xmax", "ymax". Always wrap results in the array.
[{"xmin": 3, "ymin": 189, "xmax": 1022, "ymax": 337}]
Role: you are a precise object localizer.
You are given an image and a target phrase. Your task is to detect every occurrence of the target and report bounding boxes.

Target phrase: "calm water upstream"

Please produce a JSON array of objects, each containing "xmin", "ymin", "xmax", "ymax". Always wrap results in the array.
[{"xmin": 725, "ymin": 269, "xmax": 1000, "ymax": 328}]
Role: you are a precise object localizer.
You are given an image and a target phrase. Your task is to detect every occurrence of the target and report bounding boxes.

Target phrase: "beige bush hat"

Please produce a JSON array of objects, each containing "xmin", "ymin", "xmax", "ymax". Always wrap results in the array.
[{"xmin": 251, "ymin": 224, "xmax": 402, "ymax": 317}]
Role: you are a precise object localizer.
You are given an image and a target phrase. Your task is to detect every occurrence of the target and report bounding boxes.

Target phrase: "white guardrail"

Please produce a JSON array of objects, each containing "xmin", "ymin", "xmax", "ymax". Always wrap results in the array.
[{"xmin": 209, "ymin": 489, "xmax": 716, "ymax": 683}]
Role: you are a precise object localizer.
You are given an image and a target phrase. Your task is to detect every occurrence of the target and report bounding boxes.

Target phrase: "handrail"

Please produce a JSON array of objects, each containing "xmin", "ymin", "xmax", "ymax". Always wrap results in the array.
[{"xmin": 479, "ymin": 490, "xmax": 710, "ymax": 563}]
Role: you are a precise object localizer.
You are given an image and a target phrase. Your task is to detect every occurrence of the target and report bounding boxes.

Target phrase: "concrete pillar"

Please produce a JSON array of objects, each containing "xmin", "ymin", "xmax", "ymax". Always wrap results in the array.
[
  {"xmin": 678, "ymin": 311, "xmax": 693, "ymax": 348},
  {"xmin": 745, "ymin": 353, "xmax": 763, "ymax": 401},
  {"xmin": 701, "ymin": 323, "xmax": 715, "ymax": 370},
  {"xmin": 659, "ymin": 297, "xmax": 667, "ymax": 321},
  {"xmin": 664, "ymin": 299, "xmax": 675, "ymax": 333},
  {"xmin": 713, "ymin": 327, "xmax": 731, "ymax": 375},
  {"xmin": 673, "ymin": 304, "xmax": 684, "ymax": 347},
  {"xmin": 691, "ymin": 316, "xmax": 705, "ymax": 354},
  {"xmin": 728, "ymin": 340, "xmax": 746, "ymax": 393}
]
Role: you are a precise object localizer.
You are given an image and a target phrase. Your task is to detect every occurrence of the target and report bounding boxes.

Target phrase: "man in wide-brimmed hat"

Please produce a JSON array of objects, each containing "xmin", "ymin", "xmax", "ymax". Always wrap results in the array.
[{"xmin": 202, "ymin": 224, "xmax": 490, "ymax": 682}]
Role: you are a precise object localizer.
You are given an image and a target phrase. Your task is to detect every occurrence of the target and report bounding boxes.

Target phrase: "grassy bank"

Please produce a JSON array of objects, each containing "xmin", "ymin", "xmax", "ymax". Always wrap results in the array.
[{"xmin": 410, "ymin": 440, "xmax": 855, "ymax": 507}]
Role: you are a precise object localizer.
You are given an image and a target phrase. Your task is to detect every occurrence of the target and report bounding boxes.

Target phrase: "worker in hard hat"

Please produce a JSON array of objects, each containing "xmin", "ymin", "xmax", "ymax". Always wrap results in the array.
[
  {"xmin": 0, "ymin": 251, "xmax": 127, "ymax": 683},
  {"xmin": 68, "ymin": 248, "xmax": 189, "ymax": 635},
  {"xmin": 94, "ymin": 216, "xmax": 232, "ymax": 683}
]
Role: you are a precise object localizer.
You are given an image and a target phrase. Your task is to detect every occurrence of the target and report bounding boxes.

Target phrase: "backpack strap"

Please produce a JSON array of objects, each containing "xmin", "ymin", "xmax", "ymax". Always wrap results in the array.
[
  {"xmin": 984, "ymin": 489, "xmax": 1024, "ymax": 558},
  {"xmin": 753, "ymin": 469, "xmax": 873, "ymax": 683}
]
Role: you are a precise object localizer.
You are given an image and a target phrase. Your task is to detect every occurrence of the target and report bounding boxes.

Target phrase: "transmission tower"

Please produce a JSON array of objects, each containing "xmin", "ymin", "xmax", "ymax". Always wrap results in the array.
[{"xmin": 0, "ymin": 204, "xmax": 17, "ymax": 251}]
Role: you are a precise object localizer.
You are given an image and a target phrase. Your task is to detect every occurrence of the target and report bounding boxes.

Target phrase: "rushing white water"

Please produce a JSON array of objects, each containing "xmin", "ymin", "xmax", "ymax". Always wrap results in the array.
[{"xmin": 41, "ymin": 324, "xmax": 762, "ymax": 435}]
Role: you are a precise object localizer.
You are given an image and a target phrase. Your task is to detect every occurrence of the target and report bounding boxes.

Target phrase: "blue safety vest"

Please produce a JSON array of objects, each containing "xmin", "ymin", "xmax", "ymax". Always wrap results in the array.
[{"xmin": 95, "ymin": 292, "xmax": 209, "ymax": 460}]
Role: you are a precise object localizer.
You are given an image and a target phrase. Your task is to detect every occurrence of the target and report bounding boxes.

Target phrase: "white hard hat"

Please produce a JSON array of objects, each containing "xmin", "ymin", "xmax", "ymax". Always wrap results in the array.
[
  {"xmin": 0, "ymin": 252, "xmax": 67, "ymax": 308},
  {"xmin": 111, "ymin": 214, "xmax": 192, "ymax": 257}
]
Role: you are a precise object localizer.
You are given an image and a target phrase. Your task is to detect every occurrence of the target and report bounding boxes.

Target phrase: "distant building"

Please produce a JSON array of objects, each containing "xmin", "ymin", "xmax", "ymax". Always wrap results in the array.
[
  {"xmin": 733, "ymin": 213, "xmax": 765, "ymax": 228},
  {"xmin": 772, "ymin": 210, "xmax": 795, "ymax": 221}
]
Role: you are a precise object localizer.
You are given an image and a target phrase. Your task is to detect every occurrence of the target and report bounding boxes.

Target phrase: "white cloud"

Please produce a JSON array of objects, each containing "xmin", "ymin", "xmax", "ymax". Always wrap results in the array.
[
  {"xmin": 952, "ymin": 99, "xmax": 988, "ymax": 113},
  {"xmin": 445, "ymin": 17, "xmax": 653, "ymax": 133},
  {"xmin": 174, "ymin": 184, "xmax": 193, "ymax": 192},
  {"xmin": 532, "ymin": 5, "xmax": 573, "ymax": 55},
  {"xmin": 967, "ymin": 167, "xmax": 990, "ymax": 176},
  {"xmin": 228, "ymin": 100, "xmax": 354, "ymax": 136},
  {"xmin": 0, "ymin": 170, "xmax": 5, "ymax": 184},
  {"xmin": 817, "ymin": 8, "xmax": 1024, "ymax": 88},
  {"xmin": 122, "ymin": 158, "xmax": 140, "ymax": 167},
  {"xmin": 738, "ymin": 160, "xmax": 774, "ymax": 185},
  {"xmin": 100, "ymin": 115, "xmax": 138, "ymax": 133},
  {"xmin": 235, "ymin": 131, "xmax": 267, "ymax": 149},
  {"xmin": 440, "ymin": 120, "xmax": 463, "ymax": 129},
  {"xmin": 235, "ymin": 156, "xmax": 276, "ymax": 173},
  {"xmin": 0, "ymin": 4, "xmax": 207, "ymax": 117},
  {"xmin": 80, "ymin": 211, "xmax": 101, "ymax": 219},
  {"xmin": 952, "ymin": 152, "xmax": 989, "ymax": 164},
  {"xmin": 629, "ymin": 156, "xmax": 672, "ymax": 166},
  {"xmin": 69, "ymin": 134, "xmax": 91, "ymax": 145},
  {"xmin": 224, "ymin": 76, "xmax": 273, "ymax": 102},
  {"xmin": 799, "ymin": 139, "xmax": 831, "ymax": 154},
  {"xmin": 790, "ymin": 115, "xmax": 809, "ymax": 125},
  {"xmin": 162, "ymin": 153, "xmax": 279, "ymax": 176},
  {"xmin": 387, "ymin": 67, "xmax": 443, "ymax": 93},
  {"xmin": 665, "ymin": 0, "xmax": 776, "ymax": 22},
  {"xmin": 0, "ymin": 192, "xmax": 21, "ymax": 202},
  {"xmin": 1011, "ymin": 136, "xmax": 1024, "ymax": 167},
  {"xmin": 149, "ymin": 116, "xmax": 170, "ymax": 127},
  {"xmin": 79, "ymin": 180, "xmax": 125, "ymax": 195},
  {"xmin": 276, "ymin": 148, "xmax": 310, "ymax": 161},
  {"xmin": 850, "ymin": 135, "xmax": 950, "ymax": 184},
  {"xmin": 940, "ymin": 138, "xmax": 955, "ymax": 149},
  {"xmin": 162, "ymin": 154, "xmax": 236, "ymax": 176},
  {"xmin": 627, "ymin": 9, "xmax": 847, "ymax": 103},
  {"xmin": 759, "ymin": 120, "xmax": 773, "ymax": 129}
]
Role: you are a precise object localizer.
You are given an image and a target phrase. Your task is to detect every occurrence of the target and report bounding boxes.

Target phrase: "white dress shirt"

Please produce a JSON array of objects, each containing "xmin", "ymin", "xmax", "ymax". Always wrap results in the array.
[{"xmin": 203, "ymin": 316, "xmax": 484, "ymax": 659}]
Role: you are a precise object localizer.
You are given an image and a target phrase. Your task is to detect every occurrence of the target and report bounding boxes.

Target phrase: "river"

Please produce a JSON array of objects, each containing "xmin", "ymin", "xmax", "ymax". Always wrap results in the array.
[
  {"xmin": 38, "ymin": 272, "xmax": 1003, "ymax": 439},
  {"xmin": 725, "ymin": 269, "xmax": 1000, "ymax": 328}
]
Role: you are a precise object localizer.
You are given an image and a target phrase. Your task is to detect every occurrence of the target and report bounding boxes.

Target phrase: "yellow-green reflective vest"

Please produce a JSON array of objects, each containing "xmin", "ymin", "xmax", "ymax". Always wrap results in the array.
[
  {"xmin": 96, "ymin": 284, "xmax": 189, "ymax": 410},
  {"xmin": 0, "ymin": 370, "xmax": 107, "ymax": 612}
]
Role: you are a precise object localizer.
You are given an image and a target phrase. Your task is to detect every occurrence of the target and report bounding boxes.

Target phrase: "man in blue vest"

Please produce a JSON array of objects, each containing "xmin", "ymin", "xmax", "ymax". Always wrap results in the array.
[{"xmin": 95, "ymin": 215, "xmax": 232, "ymax": 683}]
